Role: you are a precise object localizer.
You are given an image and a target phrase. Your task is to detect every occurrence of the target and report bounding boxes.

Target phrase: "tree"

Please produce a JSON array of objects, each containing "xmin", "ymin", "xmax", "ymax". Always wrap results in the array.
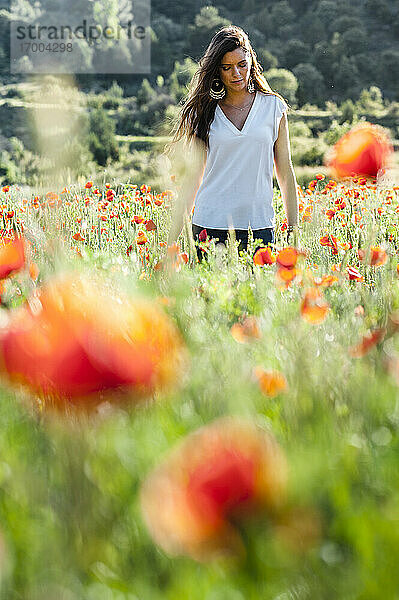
[
  {"xmin": 339, "ymin": 99, "xmax": 356, "ymax": 124},
  {"xmin": 314, "ymin": 1, "xmax": 338, "ymax": 32},
  {"xmin": 283, "ymin": 40, "xmax": 310, "ymax": 70},
  {"xmin": 137, "ymin": 78, "xmax": 157, "ymax": 107},
  {"xmin": 365, "ymin": 0, "xmax": 393, "ymax": 23},
  {"xmin": 151, "ymin": 15, "xmax": 185, "ymax": 75},
  {"xmin": 257, "ymin": 49, "xmax": 278, "ymax": 72},
  {"xmin": 293, "ymin": 63, "xmax": 326, "ymax": 106},
  {"xmin": 378, "ymin": 50, "xmax": 399, "ymax": 94},
  {"xmin": 265, "ymin": 68, "xmax": 298, "ymax": 105},
  {"xmin": 341, "ymin": 28, "xmax": 368, "ymax": 56},
  {"xmin": 270, "ymin": 1, "xmax": 295, "ymax": 29},
  {"xmin": 88, "ymin": 107, "xmax": 119, "ymax": 166},
  {"xmin": 333, "ymin": 16, "xmax": 359, "ymax": 33},
  {"xmin": 313, "ymin": 41, "xmax": 335, "ymax": 81},
  {"xmin": 168, "ymin": 58, "xmax": 198, "ymax": 102},
  {"xmin": 186, "ymin": 6, "xmax": 230, "ymax": 60},
  {"xmin": 332, "ymin": 56, "xmax": 360, "ymax": 98},
  {"xmin": 356, "ymin": 86, "xmax": 384, "ymax": 113}
]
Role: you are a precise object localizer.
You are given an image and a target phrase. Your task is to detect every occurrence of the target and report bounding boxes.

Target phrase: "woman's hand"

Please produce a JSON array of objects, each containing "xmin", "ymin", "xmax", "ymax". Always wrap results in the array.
[
  {"xmin": 274, "ymin": 112, "xmax": 299, "ymax": 233},
  {"xmin": 286, "ymin": 225, "xmax": 299, "ymax": 246}
]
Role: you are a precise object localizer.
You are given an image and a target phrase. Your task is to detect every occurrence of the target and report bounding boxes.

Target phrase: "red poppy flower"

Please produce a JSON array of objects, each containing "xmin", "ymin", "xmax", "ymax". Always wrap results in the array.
[
  {"xmin": 0, "ymin": 234, "xmax": 26, "ymax": 280},
  {"xmin": 319, "ymin": 235, "xmax": 338, "ymax": 255},
  {"xmin": 145, "ymin": 219, "xmax": 157, "ymax": 232},
  {"xmin": 276, "ymin": 266, "xmax": 300, "ymax": 287},
  {"xmin": 231, "ymin": 315, "xmax": 262, "ymax": 343},
  {"xmin": 198, "ymin": 229, "xmax": 208, "ymax": 242},
  {"xmin": 136, "ymin": 231, "xmax": 148, "ymax": 245},
  {"xmin": 253, "ymin": 247, "xmax": 276, "ymax": 266},
  {"xmin": 276, "ymin": 247, "xmax": 298, "ymax": 269},
  {"xmin": 347, "ymin": 265, "xmax": 364, "ymax": 281},
  {"xmin": 140, "ymin": 417, "xmax": 287, "ymax": 561},
  {"xmin": 179, "ymin": 252, "xmax": 189, "ymax": 264},
  {"xmin": 253, "ymin": 367, "xmax": 288, "ymax": 397},
  {"xmin": 349, "ymin": 328, "xmax": 386, "ymax": 358},
  {"xmin": 300, "ymin": 288, "xmax": 329, "ymax": 324},
  {"xmin": 0, "ymin": 275, "xmax": 188, "ymax": 409},
  {"xmin": 327, "ymin": 123, "xmax": 393, "ymax": 179},
  {"xmin": 358, "ymin": 246, "xmax": 387, "ymax": 266}
]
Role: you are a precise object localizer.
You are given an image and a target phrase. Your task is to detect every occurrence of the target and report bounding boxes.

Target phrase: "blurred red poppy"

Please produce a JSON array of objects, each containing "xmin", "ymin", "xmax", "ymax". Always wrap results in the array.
[
  {"xmin": 327, "ymin": 123, "xmax": 393, "ymax": 179},
  {"xmin": 347, "ymin": 265, "xmax": 364, "ymax": 282},
  {"xmin": 349, "ymin": 328, "xmax": 386, "ymax": 358},
  {"xmin": 145, "ymin": 219, "xmax": 157, "ymax": 232},
  {"xmin": 136, "ymin": 231, "xmax": 148, "ymax": 245},
  {"xmin": 0, "ymin": 275, "xmax": 188, "ymax": 410},
  {"xmin": 231, "ymin": 315, "xmax": 262, "ymax": 343},
  {"xmin": 319, "ymin": 235, "xmax": 338, "ymax": 255},
  {"xmin": 300, "ymin": 287, "xmax": 329, "ymax": 324},
  {"xmin": 253, "ymin": 247, "xmax": 276, "ymax": 266},
  {"xmin": 276, "ymin": 247, "xmax": 298, "ymax": 269},
  {"xmin": 140, "ymin": 417, "xmax": 287, "ymax": 561},
  {"xmin": 358, "ymin": 246, "xmax": 387, "ymax": 266},
  {"xmin": 253, "ymin": 367, "xmax": 288, "ymax": 397},
  {"xmin": 0, "ymin": 234, "xmax": 26, "ymax": 280}
]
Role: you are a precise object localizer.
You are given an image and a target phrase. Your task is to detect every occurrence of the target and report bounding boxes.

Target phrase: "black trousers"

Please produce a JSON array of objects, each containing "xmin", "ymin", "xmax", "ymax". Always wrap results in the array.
[{"xmin": 192, "ymin": 223, "xmax": 275, "ymax": 262}]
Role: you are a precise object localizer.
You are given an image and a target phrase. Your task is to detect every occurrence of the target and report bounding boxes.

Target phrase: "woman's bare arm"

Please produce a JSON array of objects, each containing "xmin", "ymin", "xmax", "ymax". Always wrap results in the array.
[
  {"xmin": 273, "ymin": 112, "xmax": 299, "ymax": 228},
  {"xmin": 167, "ymin": 138, "xmax": 207, "ymax": 247}
]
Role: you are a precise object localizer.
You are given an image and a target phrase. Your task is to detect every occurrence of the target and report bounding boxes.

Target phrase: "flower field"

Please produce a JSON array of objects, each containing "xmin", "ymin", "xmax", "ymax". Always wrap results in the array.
[{"xmin": 0, "ymin": 157, "xmax": 398, "ymax": 598}]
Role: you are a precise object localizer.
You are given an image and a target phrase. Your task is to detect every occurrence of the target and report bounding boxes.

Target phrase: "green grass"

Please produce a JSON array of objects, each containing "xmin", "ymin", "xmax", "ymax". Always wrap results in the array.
[{"xmin": 0, "ymin": 177, "xmax": 398, "ymax": 598}]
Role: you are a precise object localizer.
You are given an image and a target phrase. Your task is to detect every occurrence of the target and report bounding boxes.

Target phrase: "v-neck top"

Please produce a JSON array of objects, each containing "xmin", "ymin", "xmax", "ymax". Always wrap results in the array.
[{"xmin": 192, "ymin": 91, "xmax": 288, "ymax": 230}]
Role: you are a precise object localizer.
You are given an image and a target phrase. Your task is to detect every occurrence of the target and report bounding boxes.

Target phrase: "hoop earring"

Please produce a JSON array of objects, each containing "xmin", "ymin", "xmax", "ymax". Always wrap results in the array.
[
  {"xmin": 209, "ymin": 78, "xmax": 226, "ymax": 99},
  {"xmin": 247, "ymin": 77, "xmax": 255, "ymax": 93}
]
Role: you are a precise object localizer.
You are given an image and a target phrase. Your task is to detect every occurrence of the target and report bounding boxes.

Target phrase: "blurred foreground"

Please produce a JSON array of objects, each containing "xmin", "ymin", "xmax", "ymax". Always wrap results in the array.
[{"xmin": 0, "ymin": 169, "xmax": 398, "ymax": 598}]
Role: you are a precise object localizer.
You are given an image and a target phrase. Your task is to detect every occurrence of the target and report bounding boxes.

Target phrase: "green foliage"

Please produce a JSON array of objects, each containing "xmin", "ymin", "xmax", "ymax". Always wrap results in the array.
[
  {"xmin": 136, "ymin": 79, "xmax": 157, "ymax": 107},
  {"xmin": 339, "ymin": 99, "xmax": 356, "ymax": 125},
  {"xmin": 265, "ymin": 68, "xmax": 298, "ymax": 105},
  {"xmin": 293, "ymin": 63, "xmax": 326, "ymax": 106},
  {"xmin": 270, "ymin": 0, "xmax": 295, "ymax": 29},
  {"xmin": 332, "ymin": 55, "xmax": 361, "ymax": 97},
  {"xmin": 291, "ymin": 135, "xmax": 327, "ymax": 166},
  {"xmin": 186, "ymin": 6, "xmax": 230, "ymax": 60},
  {"xmin": 356, "ymin": 86, "xmax": 385, "ymax": 114},
  {"xmin": 323, "ymin": 118, "xmax": 359, "ymax": 145},
  {"xmin": 168, "ymin": 58, "xmax": 199, "ymax": 103},
  {"xmin": 256, "ymin": 48, "xmax": 278, "ymax": 72},
  {"xmin": 379, "ymin": 50, "xmax": 399, "ymax": 94},
  {"xmin": 283, "ymin": 39, "xmax": 310, "ymax": 70},
  {"xmin": 288, "ymin": 120, "xmax": 312, "ymax": 138},
  {"xmin": 88, "ymin": 107, "xmax": 119, "ymax": 167},
  {"xmin": 341, "ymin": 27, "xmax": 368, "ymax": 56},
  {"xmin": 365, "ymin": 0, "xmax": 394, "ymax": 23},
  {"xmin": 102, "ymin": 81, "xmax": 124, "ymax": 110},
  {"xmin": 1, "ymin": 0, "xmax": 399, "ymax": 108}
]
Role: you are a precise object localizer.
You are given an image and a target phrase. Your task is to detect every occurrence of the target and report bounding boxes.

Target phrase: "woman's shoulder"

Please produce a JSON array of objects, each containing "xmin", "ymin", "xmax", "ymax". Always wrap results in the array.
[{"xmin": 258, "ymin": 91, "xmax": 288, "ymax": 108}]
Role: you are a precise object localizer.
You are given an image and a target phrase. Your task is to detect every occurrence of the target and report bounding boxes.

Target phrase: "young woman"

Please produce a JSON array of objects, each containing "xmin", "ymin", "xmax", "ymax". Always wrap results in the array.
[{"xmin": 166, "ymin": 25, "xmax": 299, "ymax": 261}]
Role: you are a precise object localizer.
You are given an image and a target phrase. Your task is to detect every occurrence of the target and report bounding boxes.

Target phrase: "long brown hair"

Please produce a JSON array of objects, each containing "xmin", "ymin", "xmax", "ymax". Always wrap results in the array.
[{"xmin": 164, "ymin": 25, "xmax": 288, "ymax": 155}]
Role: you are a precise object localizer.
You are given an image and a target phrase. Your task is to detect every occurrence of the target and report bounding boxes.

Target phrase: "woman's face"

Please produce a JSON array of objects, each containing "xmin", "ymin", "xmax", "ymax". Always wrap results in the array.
[{"xmin": 218, "ymin": 47, "xmax": 251, "ymax": 93}]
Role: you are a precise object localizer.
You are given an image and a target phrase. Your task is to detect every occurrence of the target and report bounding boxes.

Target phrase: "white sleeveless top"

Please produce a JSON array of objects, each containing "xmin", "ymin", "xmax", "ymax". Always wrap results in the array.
[{"xmin": 192, "ymin": 91, "xmax": 288, "ymax": 230}]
